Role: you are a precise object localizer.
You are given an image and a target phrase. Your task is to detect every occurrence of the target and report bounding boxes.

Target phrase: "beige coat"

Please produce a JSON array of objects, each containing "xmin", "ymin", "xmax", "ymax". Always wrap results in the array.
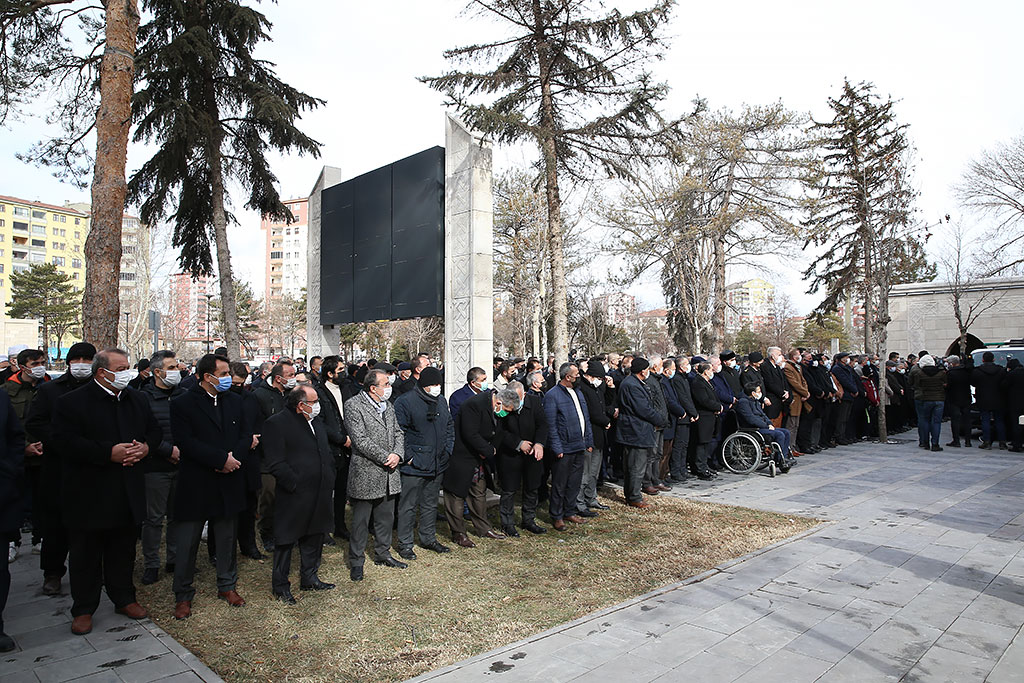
[{"xmin": 783, "ymin": 361, "xmax": 812, "ymax": 416}]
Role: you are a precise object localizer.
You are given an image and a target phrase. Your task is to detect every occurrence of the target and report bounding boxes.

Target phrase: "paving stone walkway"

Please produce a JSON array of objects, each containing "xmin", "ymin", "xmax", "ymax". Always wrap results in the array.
[
  {"xmin": 1, "ymin": 535, "xmax": 221, "ymax": 683},
  {"xmin": 411, "ymin": 426, "xmax": 1024, "ymax": 682}
]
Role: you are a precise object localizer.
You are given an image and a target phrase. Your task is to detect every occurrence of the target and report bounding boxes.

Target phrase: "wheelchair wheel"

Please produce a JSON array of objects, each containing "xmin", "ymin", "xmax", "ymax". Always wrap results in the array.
[
  {"xmin": 722, "ymin": 431, "xmax": 762, "ymax": 474},
  {"xmin": 768, "ymin": 461, "xmax": 777, "ymax": 477}
]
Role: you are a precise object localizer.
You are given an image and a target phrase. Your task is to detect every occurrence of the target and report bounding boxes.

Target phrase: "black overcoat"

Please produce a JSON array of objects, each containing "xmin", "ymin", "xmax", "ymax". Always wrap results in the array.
[
  {"xmin": 0, "ymin": 389, "xmax": 25, "ymax": 533},
  {"xmin": 53, "ymin": 381, "xmax": 161, "ymax": 529},
  {"xmin": 24, "ymin": 371, "xmax": 91, "ymax": 508},
  {"xmin": 495, "ymin": 393, "xmax": 549, "ymax": 490},
  {"xmin": 579, "ymin": 380, "xmax": 613, "ymax": 451},
  {"xmin": 443, "ymin": 390, "xmax": 499, "ymax": 498},
  {"xmin": 689, "ymin": 375, "xmax": 722, "ymax": 444},
  {"xmin": 262, "ymin": 410, "xmax": 335, "ymax": 545},
  {"xmin": 170, "ymin": 385, "xmax": 252, "ymax": 522}
]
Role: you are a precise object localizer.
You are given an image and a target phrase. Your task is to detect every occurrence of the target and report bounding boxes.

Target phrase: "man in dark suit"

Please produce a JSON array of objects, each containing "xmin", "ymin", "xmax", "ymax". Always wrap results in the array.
[
  {"xmin": 252, "ymin": 360, "xmax": 295, "ymax": 551},
  {"xmin": 262, "ymin": 386, "xmax": 336, "ymax": 604},
  {"xmin": 543, "ymin": 363, "xmax": 594, "ymax": 531},
  {"xmin": 53, "ymin": 348, "xmax": 161, "ymax": 636},
  {"xmin": 24, "ymin": 341, "xmax": 95, "ymax": 596},
  {"xmin": 719, "ymin": 350, "xmax": 744, "ymax": 397},
  {"xmin": 831, "ymin": 353, "xmax": 861, "ymax": 445},
  {"xmin": 0, "ymin": 386, "xmax": 25, "ymax": 652},
  {"xmin": 449, "ymin": 367, "xmax": 486, "ymax": 418},
  {"xmin": 944, "ymin": 356, "xmax": 971, "ymax": 447},
  {"xmin": 169, "ymin": 354, "xmax": 253, "ymax": 620},
  {"xmin": 668, "ymin": 356, "xmax": 698, "ymax": 483},
  {"xmin": 735, "ymin": 382, "xmax": 794, "ymax": 469},
  {"xmin": 442, "ymin": 388, "xmax": 505, "ymax": 547},
  {"xmin": 762, "ymin": 348, "xmax": 790, "ymax": 428},
  {"xmin": 228, "ymin": 361, "xmax": 264, "ymax": 559},
  {"xmin": 690, "ymin": 362, "xmax": 723, "ymax": 480},
  {"xmin": 316, "ymin": 356, "xmax": 352, "ymax": 542},
  {"xmin": 615, "ymin": 358, "xmax": 667, "ymax": 508},
  {"xmin": 496, "ymin": 381, "xmax": 549, "ymax": 536}
]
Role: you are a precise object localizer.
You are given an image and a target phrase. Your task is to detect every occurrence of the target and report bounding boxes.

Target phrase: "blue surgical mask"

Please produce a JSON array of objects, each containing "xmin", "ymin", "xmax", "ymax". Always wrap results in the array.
[{"xmin": 214, "ymin": 375, "xmax": 232, "ymax": 393}]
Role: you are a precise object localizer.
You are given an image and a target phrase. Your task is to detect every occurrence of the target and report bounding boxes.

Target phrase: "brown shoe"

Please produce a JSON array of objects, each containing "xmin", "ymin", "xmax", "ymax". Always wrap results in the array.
[
  {"xmin": 628, "ymin": 500, "xmax": 652, "ymax": 509},
  {"xmin": 564, "ymin": 515, "xmax": 586, "ymax": 524},
  {"xmin": 655, "ymin": 484, "xmax": 672, "ymax": 492},
  {"xmin": 217, "ymin": 590, "xmax": 245, "ymax": 607},
  {"xmin": 42, "ymin": 574, "xmax": 62, "ymax": 595},
  {"xmin": 642, "ymin": 486, "xmax": 660, "ymax": 495},
  {"xmin": 453, "ymin": 533, "xmax": 476, "ymax": 548},
  {"xmin": 552, "ymin": 519, "xmax": 567, "ymax": 531},
  {"xmin": 791, "ymin": 450, "xmax": 805, "ymax": 458},
  {"xmin": 71, "ymin": 614, "xmax": 92, "ymax": 635},
  {"xmin": 115, "ymin": 602, "xmax": 148, "ymax": 619},
  {"xmin": 480, "ymin": 529, "xmax": 506, "ymax": 540},
  {"xmin": 173, "ymin": 601, "xmax": 192, "ymax": 620}
]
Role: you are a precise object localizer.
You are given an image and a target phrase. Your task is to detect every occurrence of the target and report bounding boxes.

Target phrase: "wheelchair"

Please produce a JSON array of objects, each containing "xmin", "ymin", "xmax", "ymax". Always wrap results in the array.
[{"xmin": 721, "ymin": 428, "xmax": 790, "ymax": 477}]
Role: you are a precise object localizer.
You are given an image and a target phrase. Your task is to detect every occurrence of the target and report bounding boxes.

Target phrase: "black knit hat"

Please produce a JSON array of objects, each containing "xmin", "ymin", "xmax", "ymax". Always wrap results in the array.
[
  {"xmin": 631, "ymin": 357, "xmax": 650, "ymax": 374},
  {"xmin": 586, "ymin": 360, "xmax": 606, "ymax": 378},
  {"xmin": 418, "ymin": 366, "xmax": 443, "ymax": 388},
  {"xmin": 66, "ymin": 342, "xmax": 97, "ymax": 361},
  {"xmin": 720, "ymin": 349, "xmax": 737, "ymax": 361},
  {"xmin": 748, "ymin": 351, "xmax": 764, "ymax": 363}
]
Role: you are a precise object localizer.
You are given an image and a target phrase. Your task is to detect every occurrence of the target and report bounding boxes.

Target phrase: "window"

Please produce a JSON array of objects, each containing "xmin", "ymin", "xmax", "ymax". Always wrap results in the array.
[
  {"xmin": 32, "ymin": 210, "xmax": 45, "ymax": 219},
  {"xmin": 0, "ymin": 205, "xmax": 4, "ymax": 212},
  {"xmin": 270, "ymin": 250, "xmax": 282, "ymax": 260},
  {"xmin": 13, "ymin": 221, "xmax": 27, "ymax": 232},
  {"xmin": 51, "ymin": 241, "xmax": 59, "ymax": 249},
  {"xmin": 60, "ymin": 229, "xmax": 66, "ymax": 236},
  {"xmin": 74, "ymin": 218, "xmax": 80, "ymax": 225},
  {"xmin": 74, "ymin": 245, "xmax": 80, "ymax": 253},
  {"xmin": 72, "ymin": 272, "xmax": 78, "ymax": 280},
  {"xmin": 0, "ymin": 220, "xmax": 4, "ymax": 227},
  {"xmin": 52, "ymin": 228, "xmax": 59, "ymax": 236},
  {"xmin": 13, "ymin": 207, "xmax": 29, "ymax": 217},
  {"xmin": 32, "ymin": 224, "xmax": 45, "ymax": 235},
  {"xmin": 72, "ymin": 258, "xmax": 82, "ymax": 268},
  {"xmin": 122, "ymin": 245, "xmax": 137, "ymax": 255},
  {"xmin": 60, "ymin": 215, "xmax": 66, "ymax": 223},
  {"xmin": 74, "ymin": 231, "xmax": 80, "ymax": 239},
  {"xmin": 120, "ymin": 272, "xmax": 136, "ymax": 282},
  {"xmin": 61, "ymin": 242, "xmax": 66, "ymax": 250},
  {"xmin": 30, "ymin": 252, "xmax": 44, "ymax": 263},
  {"xmin": 0, "ymin": 264, "xmax": 3, "ymax": 273},
  {"xmin": 32, "ymin": 238, "xmax": 46, "ymax": 247},
  {"xmin": 52, "ymin": 256, "xmax": 65, "ymax": 266}
]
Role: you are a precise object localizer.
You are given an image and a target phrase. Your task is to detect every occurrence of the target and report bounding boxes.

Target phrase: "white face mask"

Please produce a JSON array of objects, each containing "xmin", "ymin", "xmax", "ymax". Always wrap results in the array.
[
  {"xmin": 107, "ymin": 368, "xmax": 132, "ymax": 391},
  {"xmin": 591, "ymin": 377, "xmax": 602, "ymax": 387},
  {"xmin": 305, "ymin": 401, "xmax": 321, "ymax": 420},
  {"xmin": 28, "ymin": 365, "xmax": 47, "ymax": 380},
  {"xmin": 376, "ymin": 385, "xmax": 393, "ymax": 401},
  {"xmin": 283, "ymin": 377, "xmax": 297, "ymax": 389},
  {"xmin": 70, "ymin": 362, "xmax": 93, "ymax": 379},
  {"xmin": 425, "ymin": 385, "xmax": 441, "ymax": 397},
  {"xmin": 388, "ymin": 374, "xmax": 397, "ymax": 385},
  {"xmin": 163, "ymin": 369, "xmax": 182, "ymax": 387},
  {"xmin": 244, "ymin": 374, "xmax": 252, "ymax": 386}
]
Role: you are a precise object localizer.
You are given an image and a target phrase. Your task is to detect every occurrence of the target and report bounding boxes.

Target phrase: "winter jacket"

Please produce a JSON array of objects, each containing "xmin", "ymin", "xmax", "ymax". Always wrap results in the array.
[
  {"xmin": 615, "ymin": 373, "xmax": 666, "ymax": 448},
  {"xmin": 141, "ymin": 380, "xmax": 186, "ymax": 472},
  {"xmin": 971, "ymin": 362, "xmax": 1006, "ymax": 412},
  {"xmin": 909, "ymin": 365, "xmax": 947, "ymax": 402},
  {"xmin": 344, "ymin": 391, "xmax": 404, "ymax": 500},
  {"xmin": 944, "ymin": 366, "xmax": 972, "ymax": 408},
  {"xmin": 543, "ymin": 383, "xmax": 594, "ymax": 455},
  {"xmin": 394, "ymin": 386, "xmax": 454, "ymax": 478}
]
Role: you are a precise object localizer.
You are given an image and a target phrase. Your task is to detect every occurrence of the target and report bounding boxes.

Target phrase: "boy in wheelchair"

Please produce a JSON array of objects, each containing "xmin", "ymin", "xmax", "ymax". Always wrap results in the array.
[{"xmin": 735, "ymin": 382, "xmax": 796, "ymax": 469}]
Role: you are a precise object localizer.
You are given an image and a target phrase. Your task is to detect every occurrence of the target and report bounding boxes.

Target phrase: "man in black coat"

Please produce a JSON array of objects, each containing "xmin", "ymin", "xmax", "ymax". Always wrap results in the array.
[
  {"xmin": 578, "ymin": 362, "xmax": 613, "ymax": 515},
  {"xmin": 24, "ymin": 341, "xmax": 95, "ymax": 596},
  {"xmin": 668, "ymin": 356, "xmax": 698, "ymax": 482},
  {"xmin": 616, "ymin": 358, "xmax": 667, "ymax": 507},
  {"xmin": 253, "ymin": 360, "xmax": 295, "ymax": 551},
  {"xmin": 761, "ymin": 348, "xmax": 790, "ymax": 426},
  {"xmin": 53, "ymin": 348, "xmax": 161, "ymax": 636},
  {"xmin": 972, "ymin": 351, "xmax": 1007, "ymax": 449},
  {"xmin": 262, "ymin": 386, "xmax": 336, "ymax": 603},
  {"xmin": 719, "ymin": 350, "xmax": 744, "ymax": 398},
  {"xmin": 831, "ymin": 353, "xmax": 861, "ymax": 445},
  {"xmin": 317, "ymin": 356, "xmax": 352, "ymax": 541},
  {"xmin": 643, "ymin": 356, "xmax": 671, "ymax": 494},
  {"xmin": 496, "ymin": 381, "xmax": 549, "ymax": 536},
  {"xmin": 690, "ymin": 362, "xmax": 723, "ymax": 480},
  {"xmin": 1003, "ymin": 359, "xmax": 1024, "ymax": 452},
  {"xmin": 442, "ymin": 389, "xmax": 505, "ymax": 547},
  {"xmin": 139, "ymin": 350, "xmax": 186, "ymax": 585},
  {"xmin": 227, "ymin": 362, "xmax": 265, "ymax": 560},
  {"xmin": 394, "ymin": 367, "xmax": 454, "ymax": 557},
  {"xmin": 943, "ymin": 356, "xmax": 971, "ymax": 447},
  {"xmin": 169, "ymin": 354, "xmax": 253, "ymax": 620},
  {"xmin": 0, "ymin": 387, "xmax": 25, "ymax": 652}
]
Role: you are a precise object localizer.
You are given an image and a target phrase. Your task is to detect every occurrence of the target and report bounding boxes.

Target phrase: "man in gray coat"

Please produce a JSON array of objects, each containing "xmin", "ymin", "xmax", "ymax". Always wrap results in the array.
[{"xmin": 343, "ymin": 369, "xmax": 405, "ymax": 581}]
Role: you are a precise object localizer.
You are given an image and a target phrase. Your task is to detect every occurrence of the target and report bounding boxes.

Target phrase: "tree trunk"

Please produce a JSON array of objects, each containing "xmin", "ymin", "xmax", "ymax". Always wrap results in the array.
[
  {"xmin": 204, "ymin": 75, "xmax": 240, "ymax": 359},
  {"xmin": 83, "ymin": 0, "xmax": 139, "ymax": 348},
  {"xmin": 711, "ymin": 162, "xmax": 735, "ymax": 354}
]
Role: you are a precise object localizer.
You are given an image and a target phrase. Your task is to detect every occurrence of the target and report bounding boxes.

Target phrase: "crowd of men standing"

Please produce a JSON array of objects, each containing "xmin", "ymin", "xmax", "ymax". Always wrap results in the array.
[{"xmin": 0, "ymin": 341, "xmax": 1021, "ymax": 652}]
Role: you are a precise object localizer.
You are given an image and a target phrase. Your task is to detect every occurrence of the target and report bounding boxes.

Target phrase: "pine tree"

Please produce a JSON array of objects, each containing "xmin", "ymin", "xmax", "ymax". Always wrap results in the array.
[
  {"xmin": 803, "ymin": 79, "xmax": 933, "ymax": 442},
  {"xmin": 127, "ymin": 0, "xmax": 322, "ymax": 358},
  {"xmin": 8, "ymin": 263, "xmax": 82, "ymax": 358},
  {"xmin": 422, "ymin": 0, "xmax": 679, "ymax": 366}
]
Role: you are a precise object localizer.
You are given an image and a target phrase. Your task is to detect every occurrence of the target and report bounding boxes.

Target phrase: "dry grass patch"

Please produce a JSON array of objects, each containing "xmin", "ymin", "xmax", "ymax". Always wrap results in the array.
[{"xmin": 137, "ymin": 492, "xmax": 816, "ymax": 682}]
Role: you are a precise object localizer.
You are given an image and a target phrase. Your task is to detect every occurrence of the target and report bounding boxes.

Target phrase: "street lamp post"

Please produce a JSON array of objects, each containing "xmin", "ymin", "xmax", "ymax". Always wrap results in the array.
[
  {"xmin": 205, "ymin": 293, "xmax": 213, "ymax": 354},
  {"xmin": 124, "ymin": 312, "xmax": 130, "ymax": 353}
]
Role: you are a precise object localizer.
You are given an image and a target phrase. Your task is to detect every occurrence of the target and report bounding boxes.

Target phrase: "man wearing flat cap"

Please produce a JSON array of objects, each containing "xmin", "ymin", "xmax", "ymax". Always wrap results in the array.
[
  {"xmin": 615, "ymin": 358, "xmax": 668, "ymax": 507},
  {"xmin": 719, "ymin": 350, "xmax": 744, "ymax": 398},
  {"xmin": 578, "ymin": 360, "xmax": 615, "ymax": 515}
]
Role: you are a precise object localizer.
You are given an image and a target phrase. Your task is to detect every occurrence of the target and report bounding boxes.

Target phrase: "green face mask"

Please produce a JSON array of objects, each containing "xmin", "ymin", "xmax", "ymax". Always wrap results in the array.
[{"xmin": 495, "ymin": 408, "xmax": 508, "ymax": 418}]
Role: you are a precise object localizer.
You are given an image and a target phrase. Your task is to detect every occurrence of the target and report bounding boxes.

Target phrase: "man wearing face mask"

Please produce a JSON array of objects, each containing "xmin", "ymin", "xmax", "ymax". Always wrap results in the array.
[
  {"xmin": 128, "ymin": 358, "xmax": 151, "ymax": 390},
  {"xmin": 831, "ymin": 352, "xmax": 861, "ymax": 445},
  {"xmin": 735, "ymin": 383, "xmax": 794, "ymax": 471},
  {"xmin": 449, "ymin": 367, "xmax": 487, "ymax": 418},
  {"xmin": 139, "ymin": 350, "xmax": 186, "ymax": 585},
  {"xmin": 495, "ymin": 381, "xmax": 549, "ymax": 536},
  {"xmin": 718, "ymin": 350, "xmax": 744, "ymax": 398},
  {"xmin": 641, "ymin": 355, "xmax": 671, "ymax": 494},
  {"xmin": 169, "ymin": 354, "xmax": 253, "ymax": 620},
  {"xmin": 24, "ymin": 342, "xmax": 95, "ymax": 596},
  {"xmin": 228, "ymin": 361, "xmax": 265, "ymax": 559},
  {"xmin": 53, "ymin": 348, "xmax": 161, "ymax": 635},
  {"xmin": 616, "ymin": 358, "xmax": 668, "ymax": 507},
  {"xmin": 577, "ymin": 362, "xmax": 613, "ymax": 516},
  {"xmin": 315, "ymin": 356, "xmax": 353, "ymax": 542},
  {"xmin": 543, "ymin": 363, "xmax": 594, "ymax": 530},
  {"xmin": 344, "ymin": 369, "xmax": 407, "ymax": 579},
  {"xmin": 762, "ymin": 347, "xmax": 790, "ymax": 428},
  {"xmin": 0, "ymin": 345, "xmax": 26, "ymax": 384},
  {"xmin": 261, "ymin": 385, "xmax": 336, "ymax": 603},
  {"xmin": 4, "ymin": 347, "xmax": 50, "ymax": 553},
  {"xmin": 394, "ymin": 366, "xmax": 454, "ymax": 558},
  {"xmin": 253, "ymin": 360, "xmax": 296, "ymax": 552}
]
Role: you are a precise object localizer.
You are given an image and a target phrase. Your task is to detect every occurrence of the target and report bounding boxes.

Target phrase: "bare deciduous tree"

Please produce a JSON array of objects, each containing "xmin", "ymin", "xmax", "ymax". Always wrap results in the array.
[
  {"xmin": 956, "ymin": 134, "xmax": 1024, "ymax": 275},
  {"xmin": 938, "ymin": 218, "xmax": 1006, "ymax": 356}
]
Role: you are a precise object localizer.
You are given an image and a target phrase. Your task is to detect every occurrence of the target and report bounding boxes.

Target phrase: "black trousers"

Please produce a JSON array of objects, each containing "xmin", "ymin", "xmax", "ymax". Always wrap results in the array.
[
  {"xmin": 669, "ymin": 422, "xmax": 690, "ymax": 480},
  {"xmin": 349, "ymin": 495, "xmax": 396, "ymax": 568},
  {"xmin": 68, "ymin": 525, "xmax": 137, "ymax": 617},
  {"xmin": 946, "ymin": 404, "xmax": 971, "ymax": 443},
  {"xmin": 0, "ymin": 528, "xmax": 15, "ymax": 632},
  {"xmin": 173, "ymin": 517, "xmax": 238, "ymax": 602},
  {"xmin": 40, "ymin": 495, "xmax": 69, "ymax": 578},
  {"xmin": 333, "ymin": 456, "xmax": 350, "ymax": 535},
  {"xmin": 25, "ymin": 465, "xmax": 43, "ymax": 545},
  {"xmin": 497, "ymin": 452, "xmax": 543, "ymax": 527},
  {"xmin": 272, "ymin": 534, "xmax": 323, "ymax": 593},
  {"xmin": 834, "ymin": 401, "xmax": 853, "ymax": 443},
  {"xmin": 237, "ymin": 489, "xmax": 260, "ymax": 554},
  {"xmin": 549, "ymin": 451, "xmax": 585, "ymax": 520}
]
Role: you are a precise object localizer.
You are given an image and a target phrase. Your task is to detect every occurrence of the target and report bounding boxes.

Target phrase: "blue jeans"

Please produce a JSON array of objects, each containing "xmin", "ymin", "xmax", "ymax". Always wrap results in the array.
[
  {"xmin": 916, "ymin": 401, "xmax": 944, "ymax": 447},
  {"xmin": 758, "ymin": 427, "xmax": 791, "ymax": 459},
  {"xmin": 980, "ymin": 411, "xmax": 1006, "ymax": 444}
]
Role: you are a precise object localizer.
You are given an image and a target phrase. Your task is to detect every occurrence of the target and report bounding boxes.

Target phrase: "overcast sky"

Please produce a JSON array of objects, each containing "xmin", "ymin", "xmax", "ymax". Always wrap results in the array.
[{"xmin": 1, "ymin": 0, "xmax": 1021, "ymax": 314}]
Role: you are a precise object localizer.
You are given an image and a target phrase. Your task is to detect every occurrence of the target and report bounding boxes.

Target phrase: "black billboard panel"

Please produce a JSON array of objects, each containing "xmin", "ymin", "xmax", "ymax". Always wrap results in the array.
[{"xmin": 320, "ymin": 146, "xmax": 445, "ymax": 325}]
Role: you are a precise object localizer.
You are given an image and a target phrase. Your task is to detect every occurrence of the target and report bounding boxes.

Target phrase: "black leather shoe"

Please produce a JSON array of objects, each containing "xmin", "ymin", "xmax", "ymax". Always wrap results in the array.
[
  {"xmin": 931, "ymin": 445, "xmax": 943, "ymax": 452},
  {"xmin": 300, "ymin": 580, "xmax": 335, "ymax": 591},
  {"xmin": 521, "ymin": 521, "xmax": 547, "ymax": 534},
  {"xmin": 397, "ymin": 548, "xmax": 417, "ymax": 560},
  {"xmin": 0, "ymin": 631, "xmax": 16, "ymax": 653},
  {"xmin": 590, "ymin": 502, "xmax": 611, "ymax": 510},
  {"xmin": 502, "ymin": 525, "xmax": 520, "ymax": 538},
  {"xmin": 141, "ymin": 567, "xmax": 159, "ymax": 585},
  {"xmin": 243, "ymin": 549, "xmax": 266, "ymax": 560},
  {"xmin": 334, "ymin": 528, "xmax": 350, "ymax": 541},
  {"xmin": 350, "ymin": 567, "xmax": 363, "ymax": 581},
  {"xmin": 274, "ymin": 590, "xmax": 296, "ymax": 605},
  {"xmin": 322, "ymin": 535, "xmax": 337, "ymax": 546},
  {"xmin": 697, "ymin": 472, "xmax": 715, "ymax": 481},
  {"xmin": 165, "ymin": 563, "xmax": 175, "ymax": 574},
  {"xmin": 374, "ymin": 556, "xmax": 408, "ymax": 569},
  {"xmin": 576, "ymin": 508, "xmax": 599, "ymax": 518},
  {"xmin": 420, "ymin": 541, "xmax": 451, "ymax": 553}
]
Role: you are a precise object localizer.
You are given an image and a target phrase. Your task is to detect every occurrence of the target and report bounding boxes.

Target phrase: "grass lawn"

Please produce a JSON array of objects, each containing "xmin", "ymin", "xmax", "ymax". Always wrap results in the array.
[{"xmin": 136, "ymin": 490, "xmax": 817, "ymax": 682}]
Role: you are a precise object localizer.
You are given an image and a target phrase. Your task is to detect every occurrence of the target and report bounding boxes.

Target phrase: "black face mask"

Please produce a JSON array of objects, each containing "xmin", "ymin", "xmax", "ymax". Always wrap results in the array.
[{"xmin": 229, "ymin": 385, "xmax": 243, "ymax": 395}]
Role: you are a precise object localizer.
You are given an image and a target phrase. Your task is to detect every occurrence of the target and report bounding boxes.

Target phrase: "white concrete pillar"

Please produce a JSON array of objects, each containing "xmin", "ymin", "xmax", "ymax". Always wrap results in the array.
[
  {"xmin": 307, "ymin": 165, "xmax": 343, "ymax": 357},
  {"xmin": 444, "ymin": 115, "xmax": 494, "ymax": 397}
]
